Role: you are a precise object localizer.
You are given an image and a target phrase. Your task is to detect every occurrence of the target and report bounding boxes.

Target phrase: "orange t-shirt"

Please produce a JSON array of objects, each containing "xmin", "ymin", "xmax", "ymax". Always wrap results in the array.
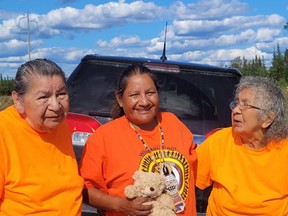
[
  {"xmin": 0, "ymin": 106, "xmax": 84, "ymax": 215},
  {"xmin": 80, "ymin": 112, "xmax": 197, "ymax": 216},
  {"xmin": 196, "ymin": 127, "xmax": 288, "ymax": 215}
]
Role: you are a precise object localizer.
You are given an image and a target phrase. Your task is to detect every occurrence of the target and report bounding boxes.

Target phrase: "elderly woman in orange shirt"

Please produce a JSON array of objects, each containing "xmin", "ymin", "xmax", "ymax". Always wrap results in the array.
[
  {"xmin": 0, "ymin": 59, "xmax": 83, "ymax": 215},
  {"xmin": 196, "ymin": 76, "xmax": 288, "ymax": 215}
]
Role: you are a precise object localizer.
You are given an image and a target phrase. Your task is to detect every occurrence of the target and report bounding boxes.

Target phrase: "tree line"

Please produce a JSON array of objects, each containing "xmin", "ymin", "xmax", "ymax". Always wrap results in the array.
[
  {"xmin": 0, "ymin": 75, "xmax": 14, "ymax": 95},
  {"xmin": 230, "ymin": 44, "xmax": 288, "ymax": 87},
  {"xmin": 230, "ymin": 23, "xmax": 288, "ymax": 86}
]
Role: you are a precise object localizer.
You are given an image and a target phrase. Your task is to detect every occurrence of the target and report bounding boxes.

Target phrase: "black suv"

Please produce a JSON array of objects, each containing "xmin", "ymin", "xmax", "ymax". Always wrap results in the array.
[{"xmin": 67, "ymin": 54, "xmax": 241, "ymax": 215}]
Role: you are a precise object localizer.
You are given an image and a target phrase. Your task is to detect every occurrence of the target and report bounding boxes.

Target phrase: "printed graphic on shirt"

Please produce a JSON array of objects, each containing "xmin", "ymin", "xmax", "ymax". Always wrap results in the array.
[{"xmin": 139, "ymin": 148, "xmax": 190, "ymax": 201}]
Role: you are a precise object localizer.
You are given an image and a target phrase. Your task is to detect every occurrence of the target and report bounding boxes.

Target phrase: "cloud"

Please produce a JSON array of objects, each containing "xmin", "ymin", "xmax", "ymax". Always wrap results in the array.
[
  {"xmin": 168, "ymin": 46, "xmax": 272, "ymax": 67},
  {"xmin": 96, "ymin": 35, "xmax": 149, "ymax": 48},
  {"xmin": 0, "ymin": 41, "xmax": 93, "ymax": 77},
  {"xmin": 172, "ymin": 14, "xmax": 285, "ymax": 37},
  {"xmin": 1, "ymin": 1, "xmax": 168, "ymax": 41},
  {"xmin": 35, "ymin": 1, "xmax": 166, "ymax": 36},
  {"xmin": 170, "ymin": 0, "xmax": 249, "ymax": 20},
  {"xmin": 0, "ymin": 10, "xmax": 19, "ymax": 20}
]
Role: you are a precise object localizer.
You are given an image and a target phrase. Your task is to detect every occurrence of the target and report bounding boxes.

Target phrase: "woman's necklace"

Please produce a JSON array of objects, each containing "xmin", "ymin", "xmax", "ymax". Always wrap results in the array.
[
  {"xmin": 128, "ymin": 117, "xmax": 186, "ymax": 213},
  {"xmin": 128, "ymin": 117, "xmax": 165, "ymax": 171}
]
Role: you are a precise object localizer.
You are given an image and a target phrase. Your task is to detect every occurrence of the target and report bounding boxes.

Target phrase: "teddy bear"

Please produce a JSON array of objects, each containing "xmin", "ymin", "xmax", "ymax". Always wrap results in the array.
[{"xmin": 124, "ymin": 170, "xmax": 176, "ymax": 216}]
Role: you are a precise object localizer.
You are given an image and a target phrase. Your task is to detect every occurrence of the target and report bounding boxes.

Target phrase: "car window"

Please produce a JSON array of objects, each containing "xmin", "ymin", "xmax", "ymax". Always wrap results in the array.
[
  {"xmin": 156, "ymin": 71, "xmax": 237, "ymax": 134},
  {"xmin": 69, "ymin": 62, "xmax": 124, "ymax": 116},
  {"xmin": 68, "ymin": 60, "xmax": 239, "ymax": 135}
]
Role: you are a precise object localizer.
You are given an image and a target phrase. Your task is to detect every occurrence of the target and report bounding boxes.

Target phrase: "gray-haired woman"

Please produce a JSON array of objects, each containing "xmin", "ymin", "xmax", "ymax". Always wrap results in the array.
[
  {"xmin": 196, "ymin": 76, "xmax": 288, "ymax": 215},
  {"xmin": 0, "ymin": 59, "xmax": 83, "ymax": 215}
]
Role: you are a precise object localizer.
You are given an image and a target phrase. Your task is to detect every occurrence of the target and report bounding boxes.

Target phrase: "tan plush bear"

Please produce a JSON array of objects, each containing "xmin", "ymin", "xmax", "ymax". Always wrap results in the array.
[{"xmin": 124, "ymin": 171, "xmax": 176, "ymax": 216}]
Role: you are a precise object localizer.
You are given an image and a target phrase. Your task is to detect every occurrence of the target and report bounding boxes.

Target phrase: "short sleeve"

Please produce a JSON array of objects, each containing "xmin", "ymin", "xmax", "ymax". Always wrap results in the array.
[
  {"xmin": 196, "ymin": 138, "xmax": 213, "ymax": 189},
  {"xmin": 79, "ymin": 128, "xmax": 108, "ymax": 192}
]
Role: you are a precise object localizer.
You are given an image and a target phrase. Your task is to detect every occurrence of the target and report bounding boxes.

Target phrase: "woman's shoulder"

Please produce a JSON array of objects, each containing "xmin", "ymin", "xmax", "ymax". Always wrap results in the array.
[
  {"xmin": 158, "ymin": 111, "xmax": 190, "ymax": 131},
  {"xmin": 207, "ymin": 127, "xmax": 232, "ymax": 139},
  {"xmin": 197, "ymin": 127, "xmax": 233, "ymax": 153},
  {"xmin": 95, "ymin": 116, "xmax": 127, "ymax": 133},
  {"xmin": 87, "ymin": 116, "xmax": 129, "ymax": 145},
  {"xmin": 0, "ymin": 106, "xmax": 18, "ymax": 127},
  {"xmin": 158, "ymin": 111, "xmax": 179, "ymax": 121}
]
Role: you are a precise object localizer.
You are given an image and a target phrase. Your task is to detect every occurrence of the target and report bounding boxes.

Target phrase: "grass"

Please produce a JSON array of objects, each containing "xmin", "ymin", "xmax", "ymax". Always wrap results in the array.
[{"xmin": 0, "ymin": 95, "xmax": 13, "ymax": 111}]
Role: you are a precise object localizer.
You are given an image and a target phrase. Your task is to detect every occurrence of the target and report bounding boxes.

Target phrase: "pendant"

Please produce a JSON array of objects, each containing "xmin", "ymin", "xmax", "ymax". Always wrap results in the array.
[{"xmin": 159, "ymin": 162, "xmax": 186, "ymax": 213}]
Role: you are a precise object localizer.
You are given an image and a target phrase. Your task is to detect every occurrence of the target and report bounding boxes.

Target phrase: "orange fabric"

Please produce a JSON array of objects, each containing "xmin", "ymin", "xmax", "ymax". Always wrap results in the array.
[
  {"xmin": 196, "ymin": 127, "xmax": 288, "ymax": 216},
  {"xmin": 0, "ymin": 106, "xmax": 84, "ymax": 215},
  {"xmin": 80, "ymin": 112, "xmax": 197, "ymax": 216}
]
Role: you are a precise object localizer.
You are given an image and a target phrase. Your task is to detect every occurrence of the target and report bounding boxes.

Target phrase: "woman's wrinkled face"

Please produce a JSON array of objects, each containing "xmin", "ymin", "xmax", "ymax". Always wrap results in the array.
[
  {"xmin": 117, "ymin": 73, "xmax": 159, "ymax": 129},
  {"xmin": 231, "ymin": 88, "xmax": 263, "ymax": 137},
  {"xmin": 13, "ymin": 75, "xmax": 69, "ymax": 133}
]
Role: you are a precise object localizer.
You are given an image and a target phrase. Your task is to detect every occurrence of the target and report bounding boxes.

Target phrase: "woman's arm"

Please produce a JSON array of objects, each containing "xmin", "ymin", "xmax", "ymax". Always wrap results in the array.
[{"xmin": 84, "ymin": 187, "xmax": 153, "ymax": 216}]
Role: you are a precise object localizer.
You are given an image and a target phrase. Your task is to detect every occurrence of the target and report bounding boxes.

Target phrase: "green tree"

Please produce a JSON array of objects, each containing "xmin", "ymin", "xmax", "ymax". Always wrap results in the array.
[
  {"xmin": 230, "ymin": 56, "xmax": 242, "ymax": 70},
  {"xmin": 230, "ymin": 55, "xmax": 267, "ymax": 76},
  {"xmin": 269, "ymin": 44, "xmax": 285, "ymax": 85},
  {"xmin": 283, "ymin": 49, "xmax": 288, "ymax": 82},
  {"xmin": 0, "ymin": 75, "xmax": 14, "ymax": 95}
]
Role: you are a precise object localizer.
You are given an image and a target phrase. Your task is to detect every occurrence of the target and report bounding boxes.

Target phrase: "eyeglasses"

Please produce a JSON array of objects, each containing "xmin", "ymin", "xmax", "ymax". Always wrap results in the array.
[{"xmin": 229, "ymin": 100, "xmax": 261, "ymax": 111}]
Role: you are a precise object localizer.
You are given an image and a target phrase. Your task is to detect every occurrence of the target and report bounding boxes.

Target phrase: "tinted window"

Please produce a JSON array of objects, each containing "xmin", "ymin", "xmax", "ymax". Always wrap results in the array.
[
  {"xmin": 68, "ymin": 61, "xmax": 125, "ymax": 117},
  {"xmin": 156, "ymin": 71, "xmax": 237, "ymax": 134},
  {"xmin": 68, "ymin": 60, "xmax": 239, "ymax": 135}
]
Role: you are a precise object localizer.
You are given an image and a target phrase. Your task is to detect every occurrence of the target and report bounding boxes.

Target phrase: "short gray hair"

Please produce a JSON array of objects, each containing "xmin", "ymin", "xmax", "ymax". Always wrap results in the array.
[
  {"xmin": 14, "ymin": 58, "xmax": 66, "ymax": 96},
  {"xmin": 235, "ymin": 76, "xmax": 288, "ymax": 143}
]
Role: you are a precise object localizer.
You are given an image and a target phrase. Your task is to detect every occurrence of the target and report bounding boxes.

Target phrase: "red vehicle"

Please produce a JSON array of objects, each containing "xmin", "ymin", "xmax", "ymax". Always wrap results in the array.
[{"xmin": 66, "ymin": 112, "xmax": 101, "ymax": 162}]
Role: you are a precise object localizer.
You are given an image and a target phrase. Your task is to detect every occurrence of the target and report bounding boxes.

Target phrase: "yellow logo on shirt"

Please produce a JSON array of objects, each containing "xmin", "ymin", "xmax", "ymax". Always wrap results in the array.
[{"xmin": 138, "ymin": 148, "xmax": 190, "ymax": 201}]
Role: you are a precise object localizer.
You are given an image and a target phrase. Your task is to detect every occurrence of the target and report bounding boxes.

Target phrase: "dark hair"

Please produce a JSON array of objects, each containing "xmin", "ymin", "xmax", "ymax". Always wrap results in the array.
[
  {"xmin": 14, "ymin": 58, "xmax": 66, "ymax": 96},
  {"xmin": 110, "ymin": 64, "xmax": 159, "ymax": 119},
  {"xmin": 235, "ymin": 76, "xmax": 288, "ymax": 143}
]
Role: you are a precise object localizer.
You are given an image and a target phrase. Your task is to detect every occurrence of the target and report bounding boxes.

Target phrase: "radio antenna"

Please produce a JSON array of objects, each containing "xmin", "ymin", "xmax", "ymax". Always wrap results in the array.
[{"xmin": 160, "ymin": 21, "xmax": 168, "ymax": 62}]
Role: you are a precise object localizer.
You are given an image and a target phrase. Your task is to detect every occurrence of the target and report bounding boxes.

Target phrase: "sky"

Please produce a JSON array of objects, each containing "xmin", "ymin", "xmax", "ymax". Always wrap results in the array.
[{"xmin": 0, "ymin": 0, "xmax": 288, "ymax": 78}]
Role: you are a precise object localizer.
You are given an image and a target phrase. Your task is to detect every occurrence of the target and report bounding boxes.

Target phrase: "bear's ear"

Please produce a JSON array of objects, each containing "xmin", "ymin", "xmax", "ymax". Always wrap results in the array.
[{"xmin": 133, "ymin": 170, "xmax": 142, "ymax": 180}]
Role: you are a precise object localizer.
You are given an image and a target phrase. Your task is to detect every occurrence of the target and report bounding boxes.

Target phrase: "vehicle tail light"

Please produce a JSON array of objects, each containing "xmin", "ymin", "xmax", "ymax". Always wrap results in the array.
[
  {"xmin": 72, "ymin": 132, "xmax": 91, "ymax": 146},
  {"xmin": 66, "ymin": 112, "xmax": 101, "ymax": 146}
]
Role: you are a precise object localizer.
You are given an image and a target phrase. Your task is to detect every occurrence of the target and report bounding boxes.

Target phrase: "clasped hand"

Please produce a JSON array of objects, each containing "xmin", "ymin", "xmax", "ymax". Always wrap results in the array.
[{"xmin": 123, "ymin": 197, "xmax": 153, "ymax": 216}]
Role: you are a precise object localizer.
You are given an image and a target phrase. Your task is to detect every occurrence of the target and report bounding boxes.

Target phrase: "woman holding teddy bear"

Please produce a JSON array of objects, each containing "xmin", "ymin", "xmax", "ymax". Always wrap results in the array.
[{"xmin": 79, "ymin": 64, "xmax": 197, "ymax": 216}]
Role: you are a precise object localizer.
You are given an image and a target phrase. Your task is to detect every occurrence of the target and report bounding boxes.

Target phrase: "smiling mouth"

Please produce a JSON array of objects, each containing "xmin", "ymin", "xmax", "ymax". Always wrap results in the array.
[{"xmin": 136, "ymin": 108, "xmax": 152, "ymax": 113}]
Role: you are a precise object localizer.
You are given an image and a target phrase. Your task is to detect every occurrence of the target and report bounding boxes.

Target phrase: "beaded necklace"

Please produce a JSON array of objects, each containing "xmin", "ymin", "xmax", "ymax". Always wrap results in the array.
[
  {"xmin": 129, "ymin": 117, "xmax": 186, "ymax": 213},
  {"xmin": 129, "ymin": 117, "xmax": 165, "ymax": 171}
]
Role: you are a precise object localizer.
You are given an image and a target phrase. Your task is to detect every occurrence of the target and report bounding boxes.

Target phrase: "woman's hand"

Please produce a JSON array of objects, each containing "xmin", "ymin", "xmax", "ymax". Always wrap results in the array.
[
  {"xmin": 85, "ymin": 187, "xmax": 153, "ymax": 215},
  {"xmin": 119, "ymin": 197, "xmax": 153, "ymax": 216}
]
